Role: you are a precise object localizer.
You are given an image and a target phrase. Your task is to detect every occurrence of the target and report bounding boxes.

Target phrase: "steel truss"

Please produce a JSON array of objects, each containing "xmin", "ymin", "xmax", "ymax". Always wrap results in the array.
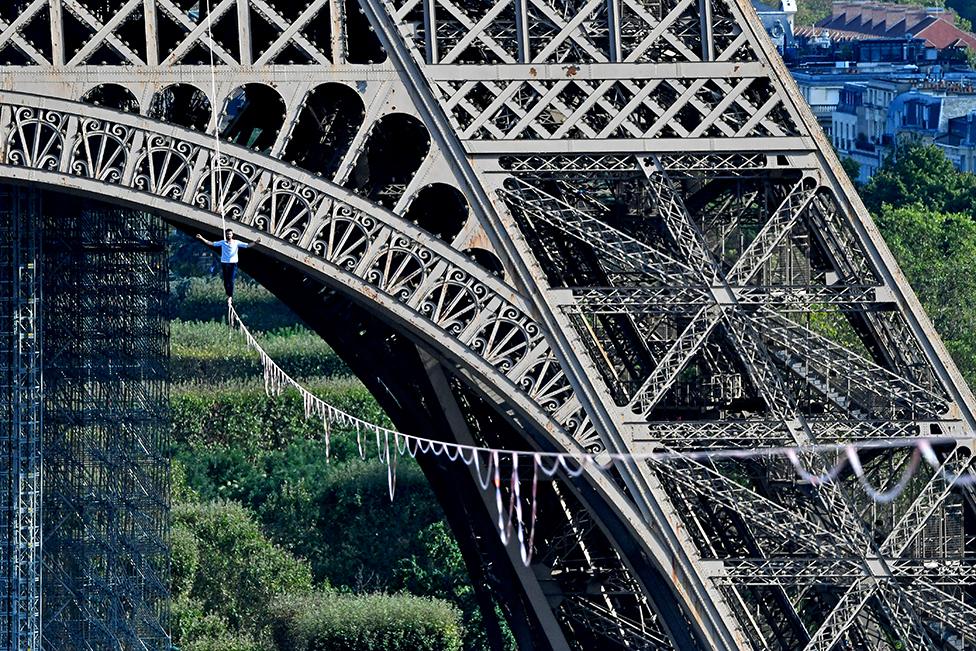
[{"xmin": 0, "ymin": 0, "xmax": 973, "ymax": 648}]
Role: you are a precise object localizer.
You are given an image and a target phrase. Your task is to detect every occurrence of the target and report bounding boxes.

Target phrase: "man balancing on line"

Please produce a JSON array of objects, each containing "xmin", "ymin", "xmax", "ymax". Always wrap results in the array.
[{"xmin": 195, "ymin": 229, "xmax": 262, "ymax": 304}]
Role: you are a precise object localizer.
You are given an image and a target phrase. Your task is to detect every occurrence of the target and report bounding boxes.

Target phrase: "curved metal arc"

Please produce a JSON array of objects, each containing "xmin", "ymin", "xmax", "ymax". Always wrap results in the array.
[
  {"xmin": 0, "ymin": 90, "xmax": 529, "ymax": 306},
  {"xmin": 22, "ymin": 163, "xmax": 708, "ymax": 649},
  {"xmin": 0, "ymin": 96, "xmax": 599, "ymax": 450},
  {"xmin": 0, "ymin": 114, "xmax": 718, "ymax": 649}
]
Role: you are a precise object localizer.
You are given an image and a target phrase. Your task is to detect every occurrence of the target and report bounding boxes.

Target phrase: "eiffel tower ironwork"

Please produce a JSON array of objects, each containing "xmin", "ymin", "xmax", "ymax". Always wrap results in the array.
[{"xmin": 0, "ymin": 0, "xmax": 974, "ymax": 648}]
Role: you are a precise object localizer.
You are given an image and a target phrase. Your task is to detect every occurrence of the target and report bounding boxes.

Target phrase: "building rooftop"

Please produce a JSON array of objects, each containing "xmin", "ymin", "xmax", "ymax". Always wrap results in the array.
[{"xmin": 814, "ymin": 1, "xmax": 976, "ymax": 50}]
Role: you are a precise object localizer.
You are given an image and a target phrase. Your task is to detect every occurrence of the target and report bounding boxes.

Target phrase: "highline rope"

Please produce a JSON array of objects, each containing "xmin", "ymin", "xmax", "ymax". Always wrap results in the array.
[{"xmin": 226, "ymin": 292, "xmax": 976, "ymax": 565}]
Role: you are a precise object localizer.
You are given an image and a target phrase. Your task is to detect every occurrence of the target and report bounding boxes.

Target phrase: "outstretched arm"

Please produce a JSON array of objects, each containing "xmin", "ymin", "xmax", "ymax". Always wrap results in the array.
[
  {"xmin": 239, "ymin": 237, "xmax": 263, "ymax": 249},
  {"xmin": 195, "ymin": 233, "xmax": 217, "ymax": 247}
]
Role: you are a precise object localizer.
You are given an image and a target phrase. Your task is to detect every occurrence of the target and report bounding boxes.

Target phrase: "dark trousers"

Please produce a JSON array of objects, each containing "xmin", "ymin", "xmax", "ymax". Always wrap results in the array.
[{"xmin": 221, "ymin": 262, "xmax": 238, "ymax": 298}]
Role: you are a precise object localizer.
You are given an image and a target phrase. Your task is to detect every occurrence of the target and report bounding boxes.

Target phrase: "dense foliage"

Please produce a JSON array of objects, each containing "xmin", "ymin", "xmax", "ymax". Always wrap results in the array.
[
  {"xmin": 168, "ymin": 273, "xmax": 501, "ymax": 650},
  {"xmin": 861, "ymin": 144, "xmax": 976, "ymax": 386},
  {"xmin": 863, "ymin": 144, "xmax": 976, "ymax": 216},
  {"xmin": 270, "ymin": 592, "xmax": 464, "ymax": 651},
  {"xmin": 875, "ymin": 205, "xmax": 976, "ymax": 382},
  {"xmin": 795, "ymin": 0, "xmax": 832, "ymax": 26},
  {"xmin": 171, "ymin": 497, "xmax": 313, "ymax": 649},
  {"xmin": 949, "ymin": 0, "xmax": 976, "ymax": 27}
]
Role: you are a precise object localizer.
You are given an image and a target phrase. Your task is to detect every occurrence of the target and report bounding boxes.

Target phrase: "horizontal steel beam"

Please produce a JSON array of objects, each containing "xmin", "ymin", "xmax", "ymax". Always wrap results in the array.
[
  {"xmin": 711, "ymin": 558, "xmax": 976, "ymax": 585},
  {"xmin": 563, "ymin": 285, "xmax": 890, "ymax": 313},
  {"xmin": 627, "ymin": 419, "xmax": 925, "ymax": 449},
  {"xmin": 425, "ymin": 61, "xmax": 771, "ymax": 80},
  {"xmin": 468, "ymin": 137, "xmax": 816, "ymax": 155}
]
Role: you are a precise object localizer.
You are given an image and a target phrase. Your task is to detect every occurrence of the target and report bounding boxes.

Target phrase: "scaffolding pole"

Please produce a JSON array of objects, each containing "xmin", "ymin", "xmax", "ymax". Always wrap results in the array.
[
  {"xmin": 40, "ymin": 195, "xmax": 170, "ymax": 650},
  {"xmin": 0, "ymin": 185, "xmax": 43, "ymax": 651}
]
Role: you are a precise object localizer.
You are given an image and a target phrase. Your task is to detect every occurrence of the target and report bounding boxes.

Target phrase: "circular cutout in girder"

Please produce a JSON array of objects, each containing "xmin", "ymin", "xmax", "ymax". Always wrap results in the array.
[
  {"xmin": 405, "ymin": 183, "xmax": 469, "ymax": 243},
  {"xmin": 81, "ymin": 84, "xmax": 140, "ymax": 113},
  {"xmin": 148, "ymin": 84, "xmax": 212, "ymax": 131}
]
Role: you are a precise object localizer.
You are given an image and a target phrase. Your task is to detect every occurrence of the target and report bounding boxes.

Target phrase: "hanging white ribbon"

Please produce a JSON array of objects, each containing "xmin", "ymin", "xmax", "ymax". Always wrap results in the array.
[{"xmin": 225, "ymin": 303, "xmax": 976, "ymax": 565}]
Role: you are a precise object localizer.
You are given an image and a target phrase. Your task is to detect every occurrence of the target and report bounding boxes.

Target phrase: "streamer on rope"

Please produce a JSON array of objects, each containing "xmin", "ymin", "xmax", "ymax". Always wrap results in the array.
[{"xmin": 225, "ymin": 304, "xmax": 976, "ymax": 565}]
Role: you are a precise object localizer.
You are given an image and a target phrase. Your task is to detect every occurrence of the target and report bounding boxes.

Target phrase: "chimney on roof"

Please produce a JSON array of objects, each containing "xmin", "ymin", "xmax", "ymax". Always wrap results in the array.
[
  {"xmin": 870, "ymin": 4, "xmax": 891, "ymax": 35},
  {"xmin": 884, "ymin": 5, "xmax": 911, "ymax": 35},
  {"xmin": 832, "ymin": 1, "xmax": 852, "ymax": 22},
  {"xmin": 902, "ymin": 4, "xmax": 931, "ymax": 31}
]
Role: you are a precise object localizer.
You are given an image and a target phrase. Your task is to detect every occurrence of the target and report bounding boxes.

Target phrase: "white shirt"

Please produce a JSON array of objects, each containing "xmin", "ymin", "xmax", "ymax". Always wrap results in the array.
[{"xmin": 212, "ymin": 239, "xmax": 250, "ymax": 263}]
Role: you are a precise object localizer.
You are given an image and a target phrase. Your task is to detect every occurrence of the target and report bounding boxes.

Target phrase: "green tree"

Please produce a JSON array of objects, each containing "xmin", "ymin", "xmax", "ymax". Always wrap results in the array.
[
  {"xmin": 171, "ymin": 500, "xmax": 313, "ymax": 645},
  {"xmin": 875, "ymin": 206, "xmax": 976, "ymax": 384},
  {"xmin": 948, "ymin": 0, "xmax": 976, "ymax": 28},
  {"xmin": 395, "ymin": 522, "xmax": 515, "ymax": 651},
  {"xmin": 840, "ymin": 156, "xmax": 861, "ymax": 185},
  {"xmin": 862, "ymin": 143, "xmax": 976, "ymax": 215},
  {"xmin": 965, "ymin": 46, "xmax": 976, "ymax": 70},
  {"xmin": 795, "ymin": 0, "xmax": 832, "ymax": 26}
]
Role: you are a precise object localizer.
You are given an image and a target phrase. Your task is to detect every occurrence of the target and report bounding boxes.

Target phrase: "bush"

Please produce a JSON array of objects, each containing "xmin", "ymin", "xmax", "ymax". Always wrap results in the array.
[
  {"xmin": 393, "ymin": 521, "xmax": 514, "ymax": 650},
  {"xmin": 172, "ymin": 501, "xmax": 313, "ymax": 634},
  {"xmin": 171, "ymin": 523, "xmax": 200, "ymax": 597},
  {"xmin": 270, "ymin": 591, "xmax": 463, "ymax": 651},
  {"xmin": 171, "ymin": 379, "xmax": 388, "ymax": 453},
  {"xmin": 171, "ymin": 595, "xmax": 270, "ymax": 651},
  {"xmin": 258, "ymin": 460, "xmax": 443, "ymax": 591}
]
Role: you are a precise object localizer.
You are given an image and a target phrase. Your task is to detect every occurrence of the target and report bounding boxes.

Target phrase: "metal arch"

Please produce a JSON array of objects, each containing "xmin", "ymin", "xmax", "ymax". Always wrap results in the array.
[
  {"xmin": 0, "ymin": 91, "xmax": 728, "ymax": 648},
  {"xmin": 1, "ymin": 0, "xmax": 975, "ymax": 648},
  {"xmin": 0, "ymin": 92, "xmax": 573, "ymax": 435}
]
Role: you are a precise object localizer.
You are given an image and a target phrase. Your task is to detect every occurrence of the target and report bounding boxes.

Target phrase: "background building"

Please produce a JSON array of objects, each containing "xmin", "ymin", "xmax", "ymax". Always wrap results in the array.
[{"xmin": 761, "ymin": 0, "xmax": 976, "ymax": 180}]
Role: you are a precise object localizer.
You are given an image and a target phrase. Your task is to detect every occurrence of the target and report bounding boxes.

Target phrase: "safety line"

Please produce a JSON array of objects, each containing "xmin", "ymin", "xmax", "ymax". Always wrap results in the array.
[{"xmin": 204, "ymin": 0, "xmax": 226, "ymax": 233}]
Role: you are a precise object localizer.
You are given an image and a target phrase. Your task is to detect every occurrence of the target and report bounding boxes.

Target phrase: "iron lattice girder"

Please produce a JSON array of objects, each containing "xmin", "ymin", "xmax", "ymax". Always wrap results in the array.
[
  {"xmin": 629, "ymin": 419, "xmax": 924, "ymax": 450},
  {"xmin": 407, "ymin": 0, "xmax": 803, "ymax": 146},
  {"xmin": 565, "ymin": 284, "xmax": 889, "ymax": 312},
  {"xmin": 757, "ymin": 310, "xmax": 949, "ymax": 419},
  {"xmin": 498, "ymin": 178, "xmax": 693, "ymax": 282},
  {"xmin": 0, "ymin": 0, "xmax": 338, "ymax": 67},
  {"xmin": 0, "ymin": 0, "xmax": 974, "ymax": 647},
  {"xmin": 802, "ymin": 447, "xmax": 975, "ymax": 651},
  {"xmin": 904, "ymin": 585, "xmax": 976, "ymax": 640},
  {"xmin": 650, "ymin": 455, "xmax": 850, "ymax": 556},
  {"xmin": 712, "ymin": 558, "xmax": 976, "ymax": 585},
  {"xmin": 640, "ymin": 165, "xmax": 959, "ymax": 646},
  {"xmin": 512, "ymin": 141, "xmax": 957, "ymax": 643},
  {"xmin": 803, "ymin": 193, "xmax": 944, "ymax": 391},
  {"xmin": 623, "ymin": 173, "xmax": 817, "ymax": 417}
]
